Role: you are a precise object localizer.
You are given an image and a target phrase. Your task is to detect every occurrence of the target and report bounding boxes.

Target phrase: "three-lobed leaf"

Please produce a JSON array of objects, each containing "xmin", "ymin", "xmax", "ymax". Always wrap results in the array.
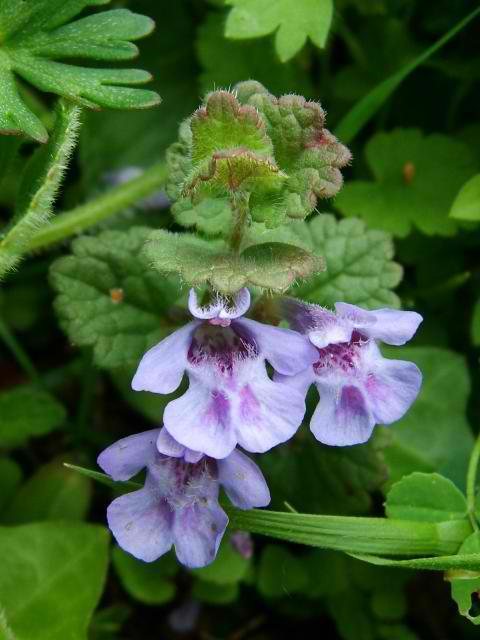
[
  {"xmin": 335, "ymin": 129, "xmax": 478, "ymax": 237},
  {"xmin": 225, "ymin": 0, "xmax": 333, "ymax": 62}
]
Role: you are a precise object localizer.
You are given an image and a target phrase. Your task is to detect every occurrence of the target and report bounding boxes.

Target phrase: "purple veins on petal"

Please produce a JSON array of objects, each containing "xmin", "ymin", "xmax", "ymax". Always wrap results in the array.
[
  {"xmin": 278, "ymin": 297, "xmax": 423, "ymax": 446},
  {"xmin": 133, "ymin": 287, "xmax": 314, "ymax": 458},
  {"xmin": 98, "ymin": 428, "xmax": 270, "ymax": 568}
]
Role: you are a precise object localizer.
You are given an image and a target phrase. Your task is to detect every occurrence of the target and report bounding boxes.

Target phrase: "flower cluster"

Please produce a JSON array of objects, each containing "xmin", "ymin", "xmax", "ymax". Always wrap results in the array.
[{"xmin": 99, "ymin": 288, "xmax": 422, "ymax": 568}]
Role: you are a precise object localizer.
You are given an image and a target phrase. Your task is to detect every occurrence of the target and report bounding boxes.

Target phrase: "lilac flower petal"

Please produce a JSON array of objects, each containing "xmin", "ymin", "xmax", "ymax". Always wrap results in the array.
[
  {"xmin": 173, "ymin": 502, "xmax": 228, "ymax": 568},
  {"xmin": 131, "ymin": 321, "xmax": 199, "ymax": 394},
  {"xmin": 217, "ymin": 449, "xmax": 270, "ymax": 509},
  {"xmin": 234, "ymin": 374, "xmax": 306, "ymax": 453},
  {"xmin": 280, "ymin": 298, "xmax": 352, "ymax": 346},
  {"xmin": 335, "ymin": 302, "xmax": 422, "ymax": 345},
  {"xmin": 97, "ymin": 429, "xmax": 160, "ymax": 481},
  {"xmin": 310, "ymin": 383, "xmax": 375, "ymax": 446},
  {"xmin": 366, "ymin": 358, "xmax": 422, "ymax": 424},
  {"xmin": 234, "ymin": 317, "xmax": 318, "ymax": 376},
  {"xmin": 156, "ymin": 427, "xmax": 186, "ymax": 458},
  {"xmin": 164, "ymin": 379, "xmax": 237, "ymax": 459},
  {"xmin": 107, "ymin": 487, "xmax": 174, "ymax": 562},
  {"xmin": 274, "ymin": 367, "xmax": 316, "ymax": 396}
]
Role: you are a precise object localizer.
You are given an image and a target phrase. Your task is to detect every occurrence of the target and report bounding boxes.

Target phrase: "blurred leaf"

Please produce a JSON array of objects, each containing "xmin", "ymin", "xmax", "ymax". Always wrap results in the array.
[
  {"xmin": 382, "ymin": 347, "xmax": 474, "ymax": 491},
  {"xmin": 0, "ymin": 99, "xmax": 80, "ymax": 281},
  {"xmin": 112, "ymin": 546, "xmax": 177, "ymax": 606},
  {"xmin": 50, "ymin": 226, "xmax": 182, "ymax": 369},
  {"xmin": 335, "ymin": 129, "xmax": 478, "ymax": 237},
  {"xmin": 334, "ymin": 6, "xmax": 480, "ymax": 143},
  {"xmin": 225, "ymin": 0, "xmax": 333, "ymax": 62},
  {"xmin": 0, "ymin": 522, "xmax": 109, "ymax": 640},
  {"xmin": 88, "ymin": 604, "xmax": 131, "ymax": 640},
  {"xmin": 292, "ymin": 214, "xmax": 402, "ymax": 308},
  {"xmin": 447, "ymin": 532, "xmax": 480, "ymax": 625},
  {"xmin": 385, "ymin": 472, "xmax": 468, "ymax": 522},
  {"xmin": 260, "ymin": 431, "xmax": 388, "ymax": 515},
  {"xmin": 0, "ymin": 458, "xmax": 22, "ymax": 513},
  {"xmin": 197, "ymin": 12, "xmax": 313, "ymax": 96},
  {"xmin": 192, "ymin": 538, "xmax": 250, "ymax": 585},
  {"xmin": 449, "ymin": 174, "xmax": 480, "ymax": 221},
  {"xmin": 192, "ymin": 579, "xmax": 239, "ymax": 604},
  {"xmin": 79, "ymin": 0, "xmax": 197, "ymax": 186},
  {"xmin": 257, "ymin": 545, "xmax": 308, "ymax": 597},
  {"xmin": 0, "ymin": 386, "xmax": 66, "ymax": 448},
  {"xmin": 0, "ymin": 1, "xmax": 159, "ymax": 142},
  {"xmin": 472, "ymin": 299, "xmax": 480, "ymax": 346},
  {"xmin": 2, "ymin": 458, "xmax": 92, "ymax": 524}
]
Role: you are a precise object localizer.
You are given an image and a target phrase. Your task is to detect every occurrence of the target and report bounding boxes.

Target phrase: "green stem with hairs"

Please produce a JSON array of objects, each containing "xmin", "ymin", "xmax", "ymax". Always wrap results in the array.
[
  {"xmin": 27, "ymin": 161, "xmax": 168, "ymax": 252},
  {"xmin": 229, "ymin": 191, "xmax": 250, "ymax": 254}
]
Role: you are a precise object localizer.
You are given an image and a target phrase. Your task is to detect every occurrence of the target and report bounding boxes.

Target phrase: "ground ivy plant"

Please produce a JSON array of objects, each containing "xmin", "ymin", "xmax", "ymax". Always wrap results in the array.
[{"xmin": 1, "ymin": 1, "xmax": 480, "ymax": 638}]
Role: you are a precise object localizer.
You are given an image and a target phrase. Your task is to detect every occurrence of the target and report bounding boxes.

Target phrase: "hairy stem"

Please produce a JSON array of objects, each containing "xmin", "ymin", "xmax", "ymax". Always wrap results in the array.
[
  {"xmin": 27, "ymin": 161, "xmax": 168, "ymax": 252},
  {"xmin": 467, "ymin": 431, "xmax": 480, "ymax": 531}
]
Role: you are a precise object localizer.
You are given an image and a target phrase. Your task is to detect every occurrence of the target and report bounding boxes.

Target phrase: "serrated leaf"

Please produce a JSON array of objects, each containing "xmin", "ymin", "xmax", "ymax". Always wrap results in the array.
[
  {"xmin": 225, "ymin": 0, "xmax": 333, "ymax": 62},
  {"xmin": 0, "ymin": 386, "xmax": 66, "ymax": 448},
  {"xmin": 291, "ymin": 214, "xmax": 402, "ymax": 308},
  {"xmin": 112, "ymin": 546, "xmax": 177, "ymax": 606},
  {"xmin": 385, "ymin": 473, "xmax": 468, "ymax": 523},
  {"xmin": 449, "ymin": 174, "xmax": 480, "ymax": 221},
  {"xmin": 50, "ymin": 227, "xmax": 182, "ymax": 369},
  {"xmin": 0, "ymin": 522, "xmax": 109, "ymax": 640},
  {"xmin": 0, "ymin": 1, "xmax": 159, "ymax": 141},
  {"xmin": 447, "ymin": 532, "xmax": 480, "ymax": 625},
  {"xmin": 335, "ymin": 129, "xmax": 478, "ymax": 237},
  {"xmin": 0, "ymin": 99, "xmax": 80, "ymax": 280},
  {"xmin": 2, "ymin": 458, "xmax": 92, "ymax": 524},
  {"xmin": 145, "ymin": 229, "xmax": 324, "ymax": 294},
  {"xmin": 382, "ymin": 347, "xmax": 474, "ymax": 491}
]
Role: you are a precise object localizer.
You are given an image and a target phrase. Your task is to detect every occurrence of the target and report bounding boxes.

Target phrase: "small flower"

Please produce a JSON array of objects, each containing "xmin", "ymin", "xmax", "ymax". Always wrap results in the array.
[
  {"xmin": 132, "ymin": 288, "xmax": 317, "ymax": 459},
  {"xmin": 97, "ymin": 428, "xmax": 270, "ymax": 568},
  {"xmin": 278, "ymin": 299, "xmax": 423, "ymax": 446}
]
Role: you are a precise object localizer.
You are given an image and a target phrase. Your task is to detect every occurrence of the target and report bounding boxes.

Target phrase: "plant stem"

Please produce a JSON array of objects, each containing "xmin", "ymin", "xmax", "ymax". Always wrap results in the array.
[
  {"xmin": 466, "ymin": 431, "xmax": 480, "ymax": 531},
  {"xmin": 229, "ymin": 191, "xmax": 250, "ymax": 253},
  {"xmin": 0, "ymin": 316, "xmax": 39, "ymax": 383},
  {"xmin": 227, "ymin": 507, "xmax": 472, "ymax": 557},
  {"xmin": 27, "ymin": 161, "xmax": 168, "ymax": 251}
]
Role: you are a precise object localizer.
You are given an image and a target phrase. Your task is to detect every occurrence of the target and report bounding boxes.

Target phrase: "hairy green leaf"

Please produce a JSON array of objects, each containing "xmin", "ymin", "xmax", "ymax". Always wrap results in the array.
[
  {"xmin": 292, "ymin": 214, "xmax": 402, "ymax": 308},
  {"xmin": 0, "ymin": 522, "xmax": 109, "ymax": 640},
  {"xmin": 50, "ymin": 227, "xmax": 182, "ymax": 369},
  {"xmin": 335, "ymin": 129, "xmax": 478, "ymax": 238},
  {"xmin": 0, "ymin": 1, "xmax": 159, "ymax": 141},
  {"xmin": 145, "ymin": 229, "xmax": 324, "ymax": 294},
  {"xmin": 447, "ymin": 532, "xmax": 480, "ymax": 625},
  {"xmin": 225, "ymin": 0, "xmax": 333, "ymax": 62}
]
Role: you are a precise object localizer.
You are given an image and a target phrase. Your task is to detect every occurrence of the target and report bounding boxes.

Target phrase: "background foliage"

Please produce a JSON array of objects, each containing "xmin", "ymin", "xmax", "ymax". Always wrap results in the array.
[{"xmin": 1, "ymin": 0, "xmax": 480, "ymax": 638}]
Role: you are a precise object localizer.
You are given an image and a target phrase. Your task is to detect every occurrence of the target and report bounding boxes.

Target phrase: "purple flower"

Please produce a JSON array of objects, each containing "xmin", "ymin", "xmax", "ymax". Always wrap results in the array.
[
  {"xmin": 97, "ymin": 428, "xmax": 270, "ymax": 568},
  {"xmin": 279, "ymin": 299, "xmax": 423, "ymax": 446},
  {"xmin": 132, "ymin": 288, "xmax": 317, "ymax": 459}
]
